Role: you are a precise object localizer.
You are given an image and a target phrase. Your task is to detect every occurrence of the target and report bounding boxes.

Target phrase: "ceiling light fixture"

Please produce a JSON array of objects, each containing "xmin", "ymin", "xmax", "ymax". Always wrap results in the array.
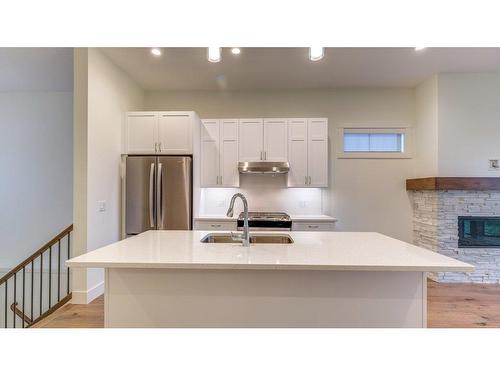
[
  {"xmin": 309, "ymin": 47, "xmax": 324, "ymax": 61},
  {"xmin": 414, "ymin": 47, "xmax": 427, "ymax": 51},
  {"xmin": 231, "ymin": 47, "xmax": 241, "ymax": 55},
  {"xmin": 208, "ymin": 47, "xmax": 221, "ymax": 63},
  {"xmin": 151, "ymin": 48, "xmax": 162, "ymax": 56}
]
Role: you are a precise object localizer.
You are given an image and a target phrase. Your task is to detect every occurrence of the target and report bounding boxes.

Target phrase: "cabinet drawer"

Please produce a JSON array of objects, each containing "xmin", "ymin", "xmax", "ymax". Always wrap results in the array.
[
  {"xmin": 292, "ymin": 222, "xmax": 334, "ymax": 231},
  {"xmin": 194, "ymin": 221, "xmax": 237, "ymax": 231}
]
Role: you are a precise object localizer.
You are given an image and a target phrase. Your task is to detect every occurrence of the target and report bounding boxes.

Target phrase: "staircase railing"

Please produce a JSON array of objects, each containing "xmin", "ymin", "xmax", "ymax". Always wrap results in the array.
[{"xmin": 0, "ymin": 225, "xmax": 73, "ymax": 328}]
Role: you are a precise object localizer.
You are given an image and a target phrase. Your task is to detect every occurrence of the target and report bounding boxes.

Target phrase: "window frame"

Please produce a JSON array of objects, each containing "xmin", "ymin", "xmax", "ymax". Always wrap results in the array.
[{"xmin": 336, "ymin": 123, "xmax": 413, "ymax": 159}]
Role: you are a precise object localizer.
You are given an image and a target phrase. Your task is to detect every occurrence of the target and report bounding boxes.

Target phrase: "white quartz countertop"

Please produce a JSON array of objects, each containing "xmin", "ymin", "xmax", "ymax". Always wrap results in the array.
[
  {"xmin": 194, "ymin": 215, "xmax": 237, "ymax": 222},
  {"xmin": 289, "ymin": 215, "xmax": 337, "ymax": 222},
  {"xmin": 67, "ymin": 230, "xmax": 473, "ymax": 272},
  {"xmin": 194, "ymin": 214, "xmax": 337, "ymax": 222}
]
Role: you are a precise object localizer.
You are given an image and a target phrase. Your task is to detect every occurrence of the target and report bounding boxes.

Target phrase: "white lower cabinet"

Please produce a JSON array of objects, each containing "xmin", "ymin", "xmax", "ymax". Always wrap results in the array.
[
  {"xmin": 292, "ymin": 222, "xmax": 335, "ymax": 231},
  {"xmin": 194, "ymin": 220, "xmax": 237, "ymax": 231},
  {"xmin": 201, "ymin": 119, "xmax": 239, "ymax": 187}
]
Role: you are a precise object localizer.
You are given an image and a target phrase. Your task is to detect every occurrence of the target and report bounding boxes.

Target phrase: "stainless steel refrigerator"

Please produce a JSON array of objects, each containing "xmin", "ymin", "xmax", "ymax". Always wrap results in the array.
[{"xmin": 125, "ymin": 156, "xmax": 192, "ymax": 235}]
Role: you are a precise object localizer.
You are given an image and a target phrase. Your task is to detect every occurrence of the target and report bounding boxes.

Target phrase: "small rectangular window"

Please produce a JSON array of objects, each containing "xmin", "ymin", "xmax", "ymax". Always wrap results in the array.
[
  {"xmin": 344, "ymin": 132, "xmax": 404, "ymax": 153},
  {"xmin": 337, "ymin": 126, "xmax": 412, "ymax": 159}
]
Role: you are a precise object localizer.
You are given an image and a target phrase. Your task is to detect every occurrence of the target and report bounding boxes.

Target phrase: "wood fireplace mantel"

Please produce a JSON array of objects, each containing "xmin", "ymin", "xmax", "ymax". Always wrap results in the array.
[{"xmin": 406, "ymin": 177, "xmax": 500, "ymax": 191}]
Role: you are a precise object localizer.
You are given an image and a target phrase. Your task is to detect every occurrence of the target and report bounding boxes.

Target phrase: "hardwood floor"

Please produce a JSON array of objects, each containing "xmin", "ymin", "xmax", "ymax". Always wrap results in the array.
[
  {"xmin": 32, "ymin": 280, "xmax": 500, "ymax": 328},
  {"xmin": 427, "ymin": 280, "xmax": 500, "ymax": 328}
]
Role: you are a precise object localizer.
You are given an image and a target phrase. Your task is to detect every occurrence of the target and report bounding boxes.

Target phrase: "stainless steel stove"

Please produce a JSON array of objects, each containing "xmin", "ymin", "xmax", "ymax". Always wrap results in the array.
[{"xmin": 237, "ymin": 211, "xmax": 292, "ymax": 231}]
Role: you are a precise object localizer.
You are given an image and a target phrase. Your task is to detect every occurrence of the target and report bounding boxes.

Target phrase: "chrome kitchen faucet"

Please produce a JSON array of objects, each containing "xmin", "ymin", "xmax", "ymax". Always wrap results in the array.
[{"xmin": 226, "ymin": 193, "xmax": 250, "ymax": 246}]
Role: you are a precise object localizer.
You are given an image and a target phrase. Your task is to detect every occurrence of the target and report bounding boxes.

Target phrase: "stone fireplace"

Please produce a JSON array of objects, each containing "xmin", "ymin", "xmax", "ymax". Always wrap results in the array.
[{"xmin": 407, "ymin": 178, "xmax": 500, "ymax": 283}]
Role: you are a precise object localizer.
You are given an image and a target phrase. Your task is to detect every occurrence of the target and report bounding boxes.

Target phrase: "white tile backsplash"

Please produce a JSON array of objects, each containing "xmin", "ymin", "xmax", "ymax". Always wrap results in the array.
[{"xmin": 199, "ymin": 174, "xmax": 324, "ymax": 216}]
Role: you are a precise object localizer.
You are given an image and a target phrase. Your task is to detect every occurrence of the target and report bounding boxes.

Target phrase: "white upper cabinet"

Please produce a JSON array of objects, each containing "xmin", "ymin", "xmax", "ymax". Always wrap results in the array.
[
  {"xmin": 287, "ymin": 118, "xmax": 328, "ymax": 187},
  {"xmin": 220, "ymin": 119, "xmax": 239, "ymax": 187},
  {"xmin": 307, "ymin": 118, "xmax": 329, "ymax": 187},
  {"xmin": 200, "ymin": 119, "xmax": 239, "ymax": 187},
  {"xmin": 158, "ymin": 112, "xmax": 193, "ymax": 154},
  {"xmin": 200, "ymin": 119, "xmax": 220, "ymax": 187},
  {"xmin": 238, "ymin": 119, "xmax": 264, "ymax": 161},
  {"xmin": 287, "ymin": 119, "xmax": 309, "ymax": 187},
  {"xmin": 125, "ymin": 113, "xmax": 158, "ymax": 154},
  {"xmin": 239, "ymin": 118, "xmax": 288, "ymax": 162},
  {"xmin": 263, "ymin": 119, "xmax": 288, "ymax": 161},
  {"xmin": 124, "ymin": 111, "xmax": 194, "ymax": 155}
]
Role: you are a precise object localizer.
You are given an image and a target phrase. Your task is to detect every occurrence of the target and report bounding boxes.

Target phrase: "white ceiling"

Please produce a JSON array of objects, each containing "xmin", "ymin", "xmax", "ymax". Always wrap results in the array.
[
  {"xmin": 102, "ymin": 47, "xmax": 500, "ymax": 91},
  {"xmin": 0, "ymin": 48, "xmax": 73, "ymax": 91}
]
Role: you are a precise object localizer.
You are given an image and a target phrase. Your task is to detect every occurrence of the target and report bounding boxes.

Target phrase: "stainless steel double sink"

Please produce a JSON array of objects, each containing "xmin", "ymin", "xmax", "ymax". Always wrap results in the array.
[{"xmin": 200, "ymin": 233, "xmax": 294, "ymax": 244}]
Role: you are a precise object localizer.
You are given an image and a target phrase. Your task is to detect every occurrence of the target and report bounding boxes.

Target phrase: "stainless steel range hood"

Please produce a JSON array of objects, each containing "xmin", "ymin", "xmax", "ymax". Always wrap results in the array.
[{"xmin": 238, "ymin": 161, "xmax": 290, "ymax": 174}]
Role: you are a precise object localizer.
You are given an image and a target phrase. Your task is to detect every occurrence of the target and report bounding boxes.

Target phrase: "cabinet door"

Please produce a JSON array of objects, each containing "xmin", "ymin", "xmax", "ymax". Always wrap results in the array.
[
  {"xmin": 287, "ymin": 119, "xmax": 308, "ymax": 187},
  {"xmin": 263, "ymin": 119, "xmax": 288, "ymax": 161},
  {"xmin": 220, "ymin": 119, "xmax": 239, "ymax": 187},
  {"xmin": 125, "ymin": 113, "xmax": 158, "ymax": 154},
  {"xmin": 200, "ymin": 120, "xmax": 220, "ymax": 187},
  {"xmin": 307, "ymin": 118, "xmax": 328, "ymax": 187},
  {"xmin": 238, "ymin": 119, "xmax": 264, "ymax": 161},
  {"xmin": 157, "ymin": 113, "xmax": 193, "ymax": 154}
]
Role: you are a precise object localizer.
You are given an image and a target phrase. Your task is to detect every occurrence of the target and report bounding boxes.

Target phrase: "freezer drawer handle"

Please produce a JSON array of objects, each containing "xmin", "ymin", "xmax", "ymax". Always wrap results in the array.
[{"xmin": 149, "ymin": 163, "xmax": 155, "ymax": 228}]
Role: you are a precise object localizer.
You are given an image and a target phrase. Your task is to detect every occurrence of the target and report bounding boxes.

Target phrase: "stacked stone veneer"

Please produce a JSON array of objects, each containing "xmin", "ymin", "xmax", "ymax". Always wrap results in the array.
[{"xmin": 411, "ymin": 190, "xmax": 500, "ymax": 283}]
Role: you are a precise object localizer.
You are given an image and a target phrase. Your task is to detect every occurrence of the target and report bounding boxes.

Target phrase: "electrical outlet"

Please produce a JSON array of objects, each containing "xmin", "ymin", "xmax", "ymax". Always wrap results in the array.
[
  {"xmin": 299, "ymin": 200, "xmax": 308, "ymax": 208},
  {"xmin": 489, "ymin": 159, "xmax": 499, "ymax": 171},
  {"xmin": 217, "ymin": 200, "xmax": 226, "ymax": 208},
  {"xmin": 98, "ymin": 200, "xmax": 106, "ymax": 212}
]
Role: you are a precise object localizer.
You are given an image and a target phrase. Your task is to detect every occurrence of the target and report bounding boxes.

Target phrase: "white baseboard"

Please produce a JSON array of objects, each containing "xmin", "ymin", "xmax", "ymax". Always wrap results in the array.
[{"xmin": 71, "ymin": 281, "xmax": 104, "ymax": 304}]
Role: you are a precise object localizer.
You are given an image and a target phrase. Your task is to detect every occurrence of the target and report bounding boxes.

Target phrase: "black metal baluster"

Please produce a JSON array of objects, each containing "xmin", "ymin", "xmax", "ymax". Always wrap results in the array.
[
  {"xmin": 67, "ymin": 233, "xmax": 71, "ymax": 295},
  {"xmin": 39, "ymin": 254, "xmax": 43, "ymax": 316},
  {"xmin": 31, "ymin": 260, "xmax": 34, "ymax": 323},
  {"xmin": 13, "ymin": 273, "xmax": 16, "ymax": 328},
  {"xmin": 48, "ymin": 246, "xmax": 52, "ymax": 309},
  {"xmin": 22, "ymin": 267, "xmax": 25, "ymax": 328},
  {"xmin": 4, "ymin": 281, "xmax": 7, "ymax": 328},
  {"xmin": 57, "ymin": 240, "xmax": 61, "ymax": 302}
]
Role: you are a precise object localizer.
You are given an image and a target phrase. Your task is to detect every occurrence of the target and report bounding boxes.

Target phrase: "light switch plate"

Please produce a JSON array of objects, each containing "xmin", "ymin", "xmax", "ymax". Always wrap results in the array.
[
  {"xmin": 98, "ymin": 200, "xmax": 106, "ymax": 212},
  {"xmin": 489, "ymin": 159, "xmax": 499, "ymax": 171}
]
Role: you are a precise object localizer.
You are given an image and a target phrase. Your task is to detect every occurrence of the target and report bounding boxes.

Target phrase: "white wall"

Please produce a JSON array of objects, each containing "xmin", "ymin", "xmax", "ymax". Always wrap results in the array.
[
  {"xmin": 73, "ymin": 48, "xmax": 144, "ymax": 303},
  {"xmin": 437, "ymin": 73, "xmax": 500, "ymax": 176},
  {"xmin": 0, "ymin": 92, "xmax": 73, "ymax": 270},
  {"xmin": 145, "ymin": 89, "xmax": 416, "ymax": 241},
  {"xmin": 414, "ymin": 76, "xmax": 438, "ymax": 177}
]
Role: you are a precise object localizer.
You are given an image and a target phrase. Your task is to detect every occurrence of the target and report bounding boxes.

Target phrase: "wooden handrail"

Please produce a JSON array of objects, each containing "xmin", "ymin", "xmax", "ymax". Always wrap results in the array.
[
  {"xmin": 10, "ymin": 302, "xmax": 32, "ymax": 325},
  {"xmin": 0, "ymin": 224, "xmax": 73, "ymax": 285}
]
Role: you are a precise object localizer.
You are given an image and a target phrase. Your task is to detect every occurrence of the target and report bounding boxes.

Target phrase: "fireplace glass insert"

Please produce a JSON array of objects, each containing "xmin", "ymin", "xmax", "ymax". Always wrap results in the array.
[{"xmin": 458, "ymin": 216, "xmax": 500, "ymax": 248}]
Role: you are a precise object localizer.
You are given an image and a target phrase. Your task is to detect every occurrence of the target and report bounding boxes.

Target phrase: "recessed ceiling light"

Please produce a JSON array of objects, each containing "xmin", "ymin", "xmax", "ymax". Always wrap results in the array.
[
  {"xmin": 151, "ymin": 48, "xmax": 162, "ymax": 56},
  {"xmin": 414, "ymin": 47, "xmax": 427, "ymax": 51},
  {"xmin": 208, "ymin": 47, "xmax": 221, "ymax": 63},
  {"xmin": 309, "ymin": 47, "xmax": 324, "ymax": 61},
  {"xmin": 231, "ymin": 47, "xmax": 241, "ymax": 55}
]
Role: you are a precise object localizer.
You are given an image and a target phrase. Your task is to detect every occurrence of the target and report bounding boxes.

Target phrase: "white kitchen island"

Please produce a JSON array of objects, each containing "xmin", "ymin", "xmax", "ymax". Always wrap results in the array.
[{"xmin": 67, "ymin": 230, "xmax": 473, "ymax": 328}]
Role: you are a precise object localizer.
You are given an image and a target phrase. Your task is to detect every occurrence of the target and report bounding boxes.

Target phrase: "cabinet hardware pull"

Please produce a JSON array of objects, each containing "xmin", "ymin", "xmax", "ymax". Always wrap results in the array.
[
  {"xmin": 308, "ymin": 176, "xmax": 311, "ymax": 185},
  {"xmin": 154, "ymin": 143, "xmax": 157, "ymax": 153},
  {"xmin": 220, "ymin": 176, "xmax": 222, "ymax": 185},
  {"xmin": 264, "ymin": 151, "xmax": 267, "ymax": 160},
  {"xmin": 159, "ymin": 142, "xmax": 162, "ymax": 152},
  {"xmin": 308, "ymin": 225, "xmax": 319, "ymax": 229},
  {"xmin": 305, "ymin": 176, "xmax": 307, "ymax": 184},
  {"xmin": 211, "ymin": 224, "xmax": 222, "ymax": 228}
]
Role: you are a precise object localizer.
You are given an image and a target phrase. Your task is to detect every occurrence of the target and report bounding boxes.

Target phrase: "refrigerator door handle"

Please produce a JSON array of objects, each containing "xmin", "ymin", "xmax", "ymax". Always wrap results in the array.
[
  {"xmin": 149, "ymin": 163, "xmax": 155, "ymax": 228},
  {"xmin": 157, "ymin": 162, "xmax": 163, "ymax": 228}
]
